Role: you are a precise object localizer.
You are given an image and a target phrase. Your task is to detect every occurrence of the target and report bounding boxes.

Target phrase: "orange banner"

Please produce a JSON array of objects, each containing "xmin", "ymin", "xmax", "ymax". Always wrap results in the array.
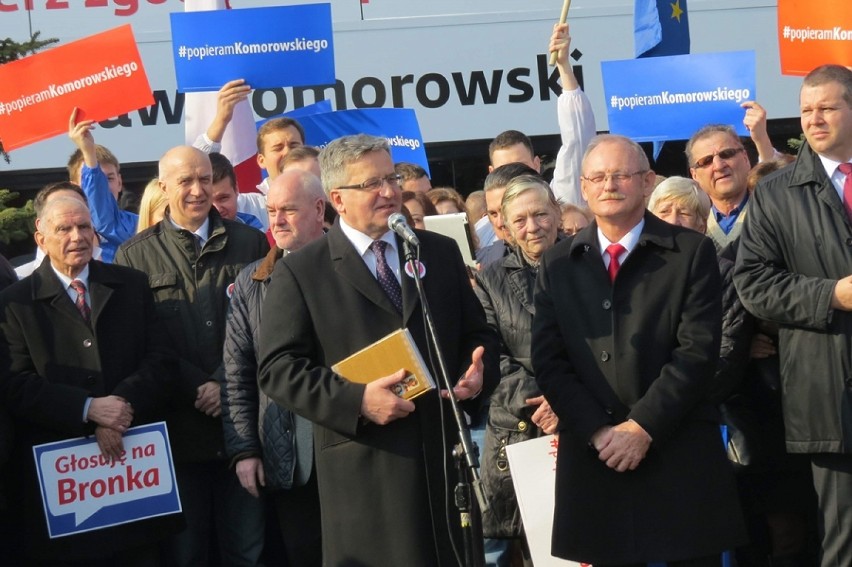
[
  {"xmin": 777, "ymin": 0, "xmax": 852, "ymax": 76},
  {"xmin": 0, "ymin": 25, "xmax": 153, "ymax": 152}
]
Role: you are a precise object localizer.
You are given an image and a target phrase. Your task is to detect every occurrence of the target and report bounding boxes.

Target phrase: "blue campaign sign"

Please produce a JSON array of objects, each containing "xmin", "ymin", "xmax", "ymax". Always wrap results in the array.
[
  {"xmin": 254, "ymin": 100, "xmax": 334, "ymax": 134},
  {"xmin": 602, "ymin": 51, "xmax": 755, "ymax": 142},
  {"xmin": 298, "ymin": 108, "xmax": 430, "ymax": 175},
  {"xmin": 33, "ymin": 422, "xmax": 180, "ymax": 539},
  {"xmin": 170, "ymin": 3, "xmax": 335, "ymax": 93},
  {"xmin": 254, "ymin": 101, "xmax": 333, "ymax": 180},
  {"xmin": 283, "ymin": 100, "xmax": 333, "ymax": 120}
]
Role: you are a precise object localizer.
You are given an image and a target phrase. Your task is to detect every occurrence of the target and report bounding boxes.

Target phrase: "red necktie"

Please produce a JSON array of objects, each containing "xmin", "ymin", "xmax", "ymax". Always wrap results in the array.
[
  {"xmin": 69, "ymin": 280, "xmax": 91, "ymax": 323},
  {"xmin": 839, "ymin": 163, "xmax": 852, "ymax": 221},
  {"xmin": 606, "ymin": 243, "xmax": 626, "ymax": 283}
]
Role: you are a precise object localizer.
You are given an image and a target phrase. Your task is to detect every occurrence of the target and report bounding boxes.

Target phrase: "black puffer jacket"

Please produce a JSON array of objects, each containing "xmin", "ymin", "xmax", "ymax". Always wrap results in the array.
[
  {"xmin": 474, "ymin": 245, "xmax": 543, "ymax": 538},
  {"xmin": 221, "ymin": 248, "xmax": 297, "ymax": 490}
]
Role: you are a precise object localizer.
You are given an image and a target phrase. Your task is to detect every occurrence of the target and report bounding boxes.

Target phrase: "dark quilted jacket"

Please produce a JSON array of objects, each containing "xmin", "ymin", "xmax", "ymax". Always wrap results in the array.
[{"xmin": 222, "ymin": 248, "xmax": 296, "ymax": 490}]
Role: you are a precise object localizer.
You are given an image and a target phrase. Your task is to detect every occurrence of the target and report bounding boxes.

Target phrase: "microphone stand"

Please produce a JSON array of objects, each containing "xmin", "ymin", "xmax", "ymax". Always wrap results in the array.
[{"xmin": 402, "ymin": 239, "xmax": 486, "ymax": 567}]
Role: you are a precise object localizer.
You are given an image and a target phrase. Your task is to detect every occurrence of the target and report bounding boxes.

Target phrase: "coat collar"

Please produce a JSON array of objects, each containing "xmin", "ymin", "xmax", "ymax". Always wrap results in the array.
[
  {"xmin": 32, "ymin": 258, "xmax": 119, "ymax": 327},
  {"xmin": 327, "ymin": 222, "xmax": 419, "ymax": 323},
  {"xmin": 788, "ymin": 142, "xmax": 848, "ymax": 220},
  {"xmin": 252, "ymin": 246, "xmax": 285, "ymax": 282},
  {"xmin": 568, "ymin": 211, "xmax": 676, "ymax": 258},
  {"xmin": 161, "ymin": 207, "xmax": 229, "ymax": 256},
  {"xmin": 501, "ymin": 234, "xmax": 565, "ymax": 270}
]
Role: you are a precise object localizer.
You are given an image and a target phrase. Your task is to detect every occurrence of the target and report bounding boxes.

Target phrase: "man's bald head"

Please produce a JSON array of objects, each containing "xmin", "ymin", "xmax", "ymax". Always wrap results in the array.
[
  {"xmin": 267, "ymin": 169, "xmax": 326, "ymax": 252},
  {"xmin": 158, "ymin": 146, "xmax": 213, "ymax": 231}
]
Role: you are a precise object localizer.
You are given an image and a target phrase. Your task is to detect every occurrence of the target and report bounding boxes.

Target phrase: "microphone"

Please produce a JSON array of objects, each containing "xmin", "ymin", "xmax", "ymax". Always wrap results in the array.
[{"xmin": 388, "ymin": 212, "xmax": 420, "ymax": 247}]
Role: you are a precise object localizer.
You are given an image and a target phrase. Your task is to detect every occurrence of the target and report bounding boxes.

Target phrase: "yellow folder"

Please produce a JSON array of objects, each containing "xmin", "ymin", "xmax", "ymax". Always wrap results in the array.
[{"xmin": 331, "ymin": 328, "xmax": 436, "ymax": 400}]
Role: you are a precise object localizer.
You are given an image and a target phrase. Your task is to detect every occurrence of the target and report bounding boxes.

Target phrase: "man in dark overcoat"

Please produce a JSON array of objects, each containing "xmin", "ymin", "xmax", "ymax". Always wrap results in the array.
[
  {"xmin": 0, "ymin": 195, "xmax": 178, "ymax": 564},
  {"xmin": 258, "ymin": 134, "xmax": 499, "ymax": 567},
  {"xmin": 532, "ymin": 134, "xmax": 745, "ymax": 566},
  {"xmin": 734, "ymin": 64, "xmax": 852, "ymax": 566}
]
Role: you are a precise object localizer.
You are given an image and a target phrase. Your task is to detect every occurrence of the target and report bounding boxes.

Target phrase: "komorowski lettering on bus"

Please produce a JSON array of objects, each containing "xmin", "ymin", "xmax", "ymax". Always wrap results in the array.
[{"xmin": 0, "ymin": 0, "xmax": 800, "ymax": 172}]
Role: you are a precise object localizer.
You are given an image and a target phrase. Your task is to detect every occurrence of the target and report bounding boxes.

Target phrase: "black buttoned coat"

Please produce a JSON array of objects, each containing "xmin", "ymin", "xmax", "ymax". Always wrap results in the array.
[
  {"xmin": 258, "ymin": 222, "xmax": 499, "ymax": 567},
  {"xmin": 532, "ymin": 213, "xmax": 746, "ymax": 564},
  {"xmin": 0, "ymin": 258, "xmax": 179, "ymax": 562}
]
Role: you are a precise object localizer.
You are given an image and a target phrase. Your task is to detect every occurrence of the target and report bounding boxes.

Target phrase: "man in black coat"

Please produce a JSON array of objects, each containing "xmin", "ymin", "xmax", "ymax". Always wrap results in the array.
[
  {"xmin": 258, "ymin": 134, "xmax": 499, "ymax": 567},
  {"xmin": 532, "ymin": 134, "xmax": 745, "ymax": 566},
  {"xmin": 0, "ymin": 196, "xmax": 178, "ymax": 564},
  {"xmin": 734, "ymin": 64, "xmax": 852, "ymax": 567}
]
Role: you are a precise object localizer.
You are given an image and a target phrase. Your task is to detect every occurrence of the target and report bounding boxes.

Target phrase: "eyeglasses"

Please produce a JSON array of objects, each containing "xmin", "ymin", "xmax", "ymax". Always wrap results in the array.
[
  {"xmin": 337, "ymin": 174, "xmax": 403, "ymax": 192},
  {"xmin": 581, "ymin": 171, "xmax": 648, "ymax": 186},
  {"xmin": 692, "ymin": 147, "xmax": 745, "ymax": 169}
]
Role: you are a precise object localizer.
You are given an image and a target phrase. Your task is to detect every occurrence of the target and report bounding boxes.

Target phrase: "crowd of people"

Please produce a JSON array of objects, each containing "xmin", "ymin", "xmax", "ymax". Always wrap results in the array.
[{"xmin": 1, "ymin": 20, "xmax": 851, "ymax": 567}]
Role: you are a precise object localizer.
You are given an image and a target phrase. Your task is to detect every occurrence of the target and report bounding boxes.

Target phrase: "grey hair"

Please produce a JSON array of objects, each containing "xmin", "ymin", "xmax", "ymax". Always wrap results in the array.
[
  {"xmin": 38, "ymin": 195, "xmax": 90, "ymax": 225},
  {"xmin": 582, "ymin": 134, "xmax": 650, "ymax": 173},
  {"xmin": 648, "ymin": 176, "xmax": 711, "ymax": 220},
  {"xmin": 501, "ymin": 174, "xmax": 560, "ymax": 223},
  {"xmin": 319, "ymin": 134, "xmax": 390, "ymax": 196},
  {"xmin": 275, "ymin": 169, "xmax": 327, "ymax": 202}
]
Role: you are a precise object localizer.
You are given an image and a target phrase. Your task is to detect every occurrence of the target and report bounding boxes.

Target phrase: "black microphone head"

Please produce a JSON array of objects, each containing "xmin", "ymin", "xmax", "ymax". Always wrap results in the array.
[{"xmin": 388, "ymin": 212, "xmax": 407, "ymax": 231}]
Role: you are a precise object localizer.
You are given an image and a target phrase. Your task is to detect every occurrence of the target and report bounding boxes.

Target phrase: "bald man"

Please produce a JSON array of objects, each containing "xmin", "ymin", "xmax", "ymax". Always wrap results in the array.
[{"xmin": 115, "ymin": 146, "xmax": 269, "ymax": 566}]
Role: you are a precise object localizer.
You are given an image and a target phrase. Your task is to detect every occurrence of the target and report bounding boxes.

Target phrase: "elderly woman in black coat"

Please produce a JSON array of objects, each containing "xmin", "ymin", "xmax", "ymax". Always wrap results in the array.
[{"xmin": 474, "ymin": 174, "xmax": 562, "ymax": 553}]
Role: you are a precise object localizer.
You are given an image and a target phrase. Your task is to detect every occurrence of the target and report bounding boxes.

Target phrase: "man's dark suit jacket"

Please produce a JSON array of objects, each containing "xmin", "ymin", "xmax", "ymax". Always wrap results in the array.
[
  {"xmin": 532, "ymin": 212, "xmax": 746, "ymax": 565},
  {"xmin": 0, "ymin": 258, "xmax": 179, "ymax": 562},
  {"xmin": 258, "ymin": 222, "xmax": 499, "ymax": 567}
]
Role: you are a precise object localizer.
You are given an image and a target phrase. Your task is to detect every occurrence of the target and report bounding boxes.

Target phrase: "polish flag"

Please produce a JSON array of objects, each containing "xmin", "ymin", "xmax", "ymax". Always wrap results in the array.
[{"xmin": 183, "ymin": 0, "xmax": 262, "ymax": 192}]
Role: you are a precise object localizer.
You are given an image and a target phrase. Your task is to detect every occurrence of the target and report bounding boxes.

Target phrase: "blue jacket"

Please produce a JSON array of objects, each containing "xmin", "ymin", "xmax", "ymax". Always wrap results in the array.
[{"xmin": 80, "ymin": 164, "xmax": 136, "ymax": 263}]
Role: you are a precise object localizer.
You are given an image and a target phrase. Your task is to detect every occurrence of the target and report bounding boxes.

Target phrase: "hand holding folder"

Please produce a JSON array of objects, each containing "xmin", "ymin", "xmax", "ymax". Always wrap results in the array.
[
  {"xmin": 359, "ymin": 370, "xmax": 416, "ymax": 425},
  {"xmin": 332, "ymin": 329, "xmax": 437, "ymax": 424}
]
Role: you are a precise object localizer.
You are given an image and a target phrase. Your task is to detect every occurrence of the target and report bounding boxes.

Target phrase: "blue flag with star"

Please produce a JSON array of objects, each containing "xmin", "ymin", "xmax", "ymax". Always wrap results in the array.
[
  {"xmin": 634, "ymin": 0, "xmax": 690, "ymax": 158},
  {"xmin": 634, "ymin": 0, "xmax": 689, "ymax": 58}
]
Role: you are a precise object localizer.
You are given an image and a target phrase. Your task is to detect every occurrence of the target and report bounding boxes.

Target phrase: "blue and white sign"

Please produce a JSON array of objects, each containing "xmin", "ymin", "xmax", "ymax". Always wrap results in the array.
[
  {"xmin": 170, "ymin": 3, "xmax": 335, "ymax": 93},
  {"xmin": 253, "ymin": 101, "xmax": 333, "ymax": 181},
  {"xmin": 33, "ymin": 422, "xmax": 180, "ymax": 539},
  {"xmin": 283, "ymin": 99, "xmax": 333, "ymax": 120},
  {"xmin": 298, "ymin": 108, "xmax": 430, "ymax": 175},
  {"xmin": 602, "ymin": 51, "xmax": 756, "ymax": 142}
]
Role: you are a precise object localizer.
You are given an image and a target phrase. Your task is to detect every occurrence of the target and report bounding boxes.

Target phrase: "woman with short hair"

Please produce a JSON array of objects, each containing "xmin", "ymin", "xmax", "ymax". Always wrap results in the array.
[{"xmin": 474, "ymin": 174, "xmax": 562, "ymax": 561}]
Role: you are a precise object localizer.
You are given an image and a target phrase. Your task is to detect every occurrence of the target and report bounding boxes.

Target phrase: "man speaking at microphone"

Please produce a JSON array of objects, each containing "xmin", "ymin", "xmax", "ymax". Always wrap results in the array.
[{"xmin": 258, "ymin": 134, "xmax": 498, "ymax": 567}]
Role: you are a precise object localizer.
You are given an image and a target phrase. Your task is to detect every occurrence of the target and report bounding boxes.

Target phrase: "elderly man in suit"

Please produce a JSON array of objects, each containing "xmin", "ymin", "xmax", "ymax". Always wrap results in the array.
[
  {"xmin": 258, "ymin": 134, "xmax": 499, "ymax": 567},
  {"xmin": 0, "ymin": 195, "xmax": 177, "ymax": 565},
  {"xmin": 532, "ymin": 134, "xmax": 745, "ymax": 566}
]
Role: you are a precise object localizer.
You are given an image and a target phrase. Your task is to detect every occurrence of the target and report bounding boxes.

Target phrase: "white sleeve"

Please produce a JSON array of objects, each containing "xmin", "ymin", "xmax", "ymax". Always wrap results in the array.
[
  {"xmin": 550, "ymin": 87, "xmax": 596, "ymax": 206},
  {"xmin": 192, "ymin": 132, "xmax": 223, "ymax": 155},
  {"xmin": 237, "ymin": 192, "xmax": 269, "ymax": 231}
]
